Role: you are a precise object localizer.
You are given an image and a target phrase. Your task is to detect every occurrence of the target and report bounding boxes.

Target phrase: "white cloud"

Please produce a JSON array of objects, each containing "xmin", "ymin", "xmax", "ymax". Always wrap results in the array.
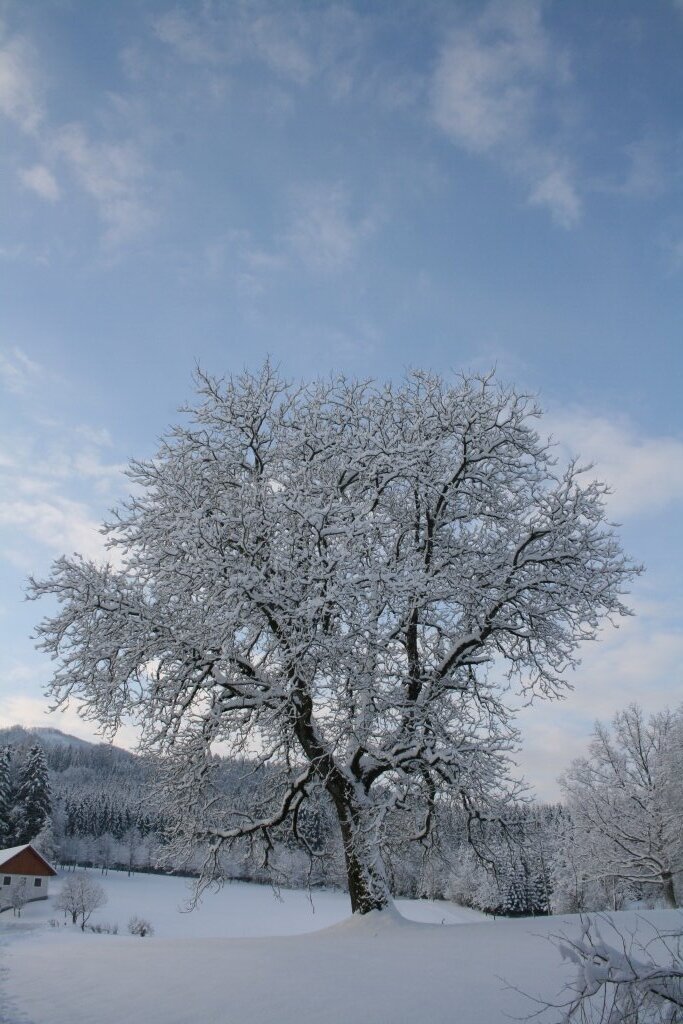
[
  {"xmin": 0, "ymin": 31, "xmax": 43, "ymax": 133},
  {"xmin": 528, "ymin": 166, "xmax": 581, "ymax": 228},
  {"xmin": 0, "ymin": 390, "xmax": 127, "ymax": 570},
  {"xmin": 511, "ymin": 405, "xmax": 683, "ymax": 796},
  {"xmin": 51, "ymin": 123, "xmax": 154, "ymax": 245},
  {"xmin": 153, "ymin": 10, "xmax": 222, "ymax": 65},
  {"xmin": 286, "ymin": 183, "xmax": 377, "ymax": 272},
  {"xmin": 515, "ymin": 602, "xmax": 683, "ymax": 799},
  {"xmin": 1, "ymin": 23, "xmax": 155, "ymax": 248},
  {"xmin": 18, "ymin": 163, "xmax": 61, "ymax": 202},
  {"xmin": 548, "ymin": 410, "xmax": 683, "ymax": 518},
  {"xmin": 153, "ymin": 6, "xmax": 313, "ymax": 83},
  {"xmin": 0, "ymin": 346, "xmax": 42, "ymax": 395},
  {"xmin": 247, "ymin": 13, "xmax": 313, "ymax": 84},
  {"xmin": 431, "ymin": 0, "xmax": 580, "ymax": 227},
  {"xmin": 0, "ymin": 495, "xmax": 107, "ymax": 563}
]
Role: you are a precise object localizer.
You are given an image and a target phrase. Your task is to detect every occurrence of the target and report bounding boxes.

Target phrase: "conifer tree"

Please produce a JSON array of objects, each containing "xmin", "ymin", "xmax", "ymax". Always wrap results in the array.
[
  {"xmin": 0, "ymin": 746, "xmax": 12, "ymax": 845},
  {"xmin": 14, "ymin": 744, "xmax": 51, "ymax": 844}
]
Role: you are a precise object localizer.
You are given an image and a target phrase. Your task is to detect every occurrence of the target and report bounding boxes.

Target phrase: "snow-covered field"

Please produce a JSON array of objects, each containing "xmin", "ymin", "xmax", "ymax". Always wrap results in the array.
[{"xmin": 1, "ymin": 871, "xmax": 678, "ymax": 1024}]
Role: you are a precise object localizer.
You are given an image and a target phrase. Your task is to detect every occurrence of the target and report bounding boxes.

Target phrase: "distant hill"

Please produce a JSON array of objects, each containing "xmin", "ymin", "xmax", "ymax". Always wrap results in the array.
[{"xmin": 0, "ymin": 724, "xmax": 93, "ymax": 750}]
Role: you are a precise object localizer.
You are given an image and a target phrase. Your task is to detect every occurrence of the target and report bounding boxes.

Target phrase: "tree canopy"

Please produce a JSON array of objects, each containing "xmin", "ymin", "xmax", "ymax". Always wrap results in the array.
[{"xmin": 31, "ymin": 365, "xmax": 638, "ymax": 912}]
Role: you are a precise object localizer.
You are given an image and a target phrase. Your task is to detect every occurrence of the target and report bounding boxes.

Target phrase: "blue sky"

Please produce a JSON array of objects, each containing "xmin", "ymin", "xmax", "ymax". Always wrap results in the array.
[{"xmin": 1, "ymin": 0, "xmax": 681, "ymax": 798}]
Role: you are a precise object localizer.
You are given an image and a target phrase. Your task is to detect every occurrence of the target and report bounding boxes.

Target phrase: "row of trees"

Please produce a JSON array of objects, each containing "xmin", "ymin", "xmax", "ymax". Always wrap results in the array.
[{"xmin": 3, "ymin": 702, "xmax": 681, "ymax": 917}]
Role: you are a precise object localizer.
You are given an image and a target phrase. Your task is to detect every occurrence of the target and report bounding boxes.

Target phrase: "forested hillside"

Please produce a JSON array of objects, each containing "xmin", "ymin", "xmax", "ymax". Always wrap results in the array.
[
  {"xmin": 0, "ymin": 725, "xmax": 560, "ymax": 914},
  {"xmin": 2, "ymin": 706, "xmax": 680, "ymax": 918}
]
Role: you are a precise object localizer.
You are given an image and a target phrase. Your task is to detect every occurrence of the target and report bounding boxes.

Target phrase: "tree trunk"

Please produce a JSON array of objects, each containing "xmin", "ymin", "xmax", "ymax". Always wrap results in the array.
[
  {"xmin": 330, "ymin": 790, "xmax": 390, "ymax": 915},
  {"xmin": 293, "ymin": 692, "xmax": 390, "ymax": 914},
  {"xmin": 661, "ymin": 872, "xmax": 677, "ymax": 908}
]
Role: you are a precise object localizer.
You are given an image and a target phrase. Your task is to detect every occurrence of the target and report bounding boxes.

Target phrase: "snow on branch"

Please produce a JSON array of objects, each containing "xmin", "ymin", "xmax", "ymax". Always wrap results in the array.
[{"xmin": 29, "ymin": 364, "xmax": 639, "ymax": 913}]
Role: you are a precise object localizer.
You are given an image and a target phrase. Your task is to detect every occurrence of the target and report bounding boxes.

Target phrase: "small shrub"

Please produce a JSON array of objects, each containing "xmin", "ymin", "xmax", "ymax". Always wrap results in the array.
[
  {"xmin": 87, "ymin": 921, "xmax": 119, "ymax": 934},
  {"xmin": 47, "ymin": 918, "xmax": 62, "ymax": 928},
  {"xmin": 128, "ymin": 915, "xmax": 154, "ymax": 937}
]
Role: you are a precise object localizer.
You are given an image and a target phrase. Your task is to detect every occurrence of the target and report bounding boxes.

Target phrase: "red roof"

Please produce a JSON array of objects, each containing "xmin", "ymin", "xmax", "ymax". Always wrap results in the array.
[{"xmin": 0, "ymin": 844, "xmax": 57, "ymax": 877}]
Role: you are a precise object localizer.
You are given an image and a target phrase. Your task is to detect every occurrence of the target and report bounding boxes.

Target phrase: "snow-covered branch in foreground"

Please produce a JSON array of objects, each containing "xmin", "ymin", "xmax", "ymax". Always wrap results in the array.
[
  {"xmin": 30, "ymin": 364, "xmax": 639, "ymax": 913},
  {"xmin": 537, "ymin": 913, "xmax": 683, "ymax": 1023}
]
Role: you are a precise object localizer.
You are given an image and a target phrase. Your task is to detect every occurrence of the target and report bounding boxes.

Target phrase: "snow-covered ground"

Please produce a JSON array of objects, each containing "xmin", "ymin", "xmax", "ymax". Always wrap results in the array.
[{"xmin": 1, "ymin": 871, "xmax": 678, "ymax": 1024}]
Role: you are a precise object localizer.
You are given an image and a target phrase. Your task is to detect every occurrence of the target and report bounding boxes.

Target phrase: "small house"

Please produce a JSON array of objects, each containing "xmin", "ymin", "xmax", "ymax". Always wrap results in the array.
[{"xmin": 0, "ymin": 844, "xmax": 57, "ymax": 909}]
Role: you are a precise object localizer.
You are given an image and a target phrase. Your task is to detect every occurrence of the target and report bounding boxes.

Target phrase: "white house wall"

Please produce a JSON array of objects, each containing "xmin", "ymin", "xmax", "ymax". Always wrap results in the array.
[{"xmin": 0, "ymin": 873, "xmax": 49, "ymax": 907}]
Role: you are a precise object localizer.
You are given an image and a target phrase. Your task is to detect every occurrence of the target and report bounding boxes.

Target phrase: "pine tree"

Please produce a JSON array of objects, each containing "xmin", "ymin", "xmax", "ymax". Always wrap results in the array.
[
  {"xmin": 14, "ymin": 744, "xmax": 51, "ymax": 844},
  {"xmin": 0, "ymin": 746, "xmax": 12, "ymax": 845}
]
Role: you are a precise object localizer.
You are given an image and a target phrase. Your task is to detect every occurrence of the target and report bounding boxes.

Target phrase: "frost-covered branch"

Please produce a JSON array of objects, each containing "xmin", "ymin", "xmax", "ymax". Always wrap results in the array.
[{"xmin": 30, "ymin": 364, "xmax": 639, "ymax": 913}]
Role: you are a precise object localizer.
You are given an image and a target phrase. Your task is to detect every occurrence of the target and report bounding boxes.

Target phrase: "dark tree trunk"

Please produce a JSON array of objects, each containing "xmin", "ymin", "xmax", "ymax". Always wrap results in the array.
[
  {"xmin": 329, "ymin": 789, "xmax": 389, "ymax": 915},
  {"xmin": 293, "ymin": 690, "xmax": 390, "ymax": 915},
  {"xmin": 662, "ymin": 872, "xmax": 677, "ymax": 908}
]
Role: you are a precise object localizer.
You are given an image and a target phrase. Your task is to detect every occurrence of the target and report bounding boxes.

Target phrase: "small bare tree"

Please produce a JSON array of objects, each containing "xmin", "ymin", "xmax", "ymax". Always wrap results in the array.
[
  {"xmin": 56, "ymin": 874, "xmax": 107, "ymax": 930},
  {"xmin": 9, "ymin": 878, "xmax": 28, "ymax": 917}
]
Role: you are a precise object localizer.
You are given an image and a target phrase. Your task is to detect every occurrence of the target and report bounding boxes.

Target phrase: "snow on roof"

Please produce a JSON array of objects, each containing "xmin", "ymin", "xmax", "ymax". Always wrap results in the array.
[
  {"xmin": 0, "ymin": 844, "xmax": 56, "ymax": 874},
  {"xmin": 0, "ymin": 844, "xmax": 31, "ymax": 867}
]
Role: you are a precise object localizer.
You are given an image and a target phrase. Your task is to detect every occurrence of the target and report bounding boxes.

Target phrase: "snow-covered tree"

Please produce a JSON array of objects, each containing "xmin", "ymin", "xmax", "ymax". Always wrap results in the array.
[
  {"xmin": 561, "ymin": 705, "xmax": 683, "ymax": 909},
  {"xmin": 30, "ymin": 366, "xmax": 638, "ymax": 913},
  {"xmin": 0, "ymin": 746, "xmax": 12, "ymax": 844},
  {"xmin": 13, "ymin": 744, "xmax": 51, "ymax": 844},
  {"xmin": 9, "ymin": 877, "xmax": 28, "ymax": 917},
  {"xmin": 34, "ymin": 817, "xmax": 57, "ymax": 863},
  {"xmin": 56, "ymin": 874, "xmax": 107, "ymax": 930}
]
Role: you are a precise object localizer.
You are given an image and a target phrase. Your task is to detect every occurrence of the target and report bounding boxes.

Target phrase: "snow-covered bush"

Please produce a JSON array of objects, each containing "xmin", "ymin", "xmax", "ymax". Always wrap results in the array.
[
  {"xmin": 87, "ymin": 921, "xmax": 119, "ymax": 934},
  {"xmin": 128, "ymin": 916, "xmax": 154, "ymax": 937}
]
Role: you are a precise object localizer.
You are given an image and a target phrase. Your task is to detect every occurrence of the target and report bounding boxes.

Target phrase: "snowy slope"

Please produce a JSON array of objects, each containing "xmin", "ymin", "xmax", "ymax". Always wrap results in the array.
[{"xmin": 2, "ymin": 871, "xmax": 678, "ymax": 1024}]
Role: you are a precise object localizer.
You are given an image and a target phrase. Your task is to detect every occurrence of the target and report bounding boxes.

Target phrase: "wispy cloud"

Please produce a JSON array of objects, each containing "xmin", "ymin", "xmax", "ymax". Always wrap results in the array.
[
  {"xmin": 153, "ymin": 6, "xmax": 312, "ymax": 83},
  {"xmin": 548, "ymin": 410, "xmax": 683, "ymax": 518},
  {"xmin": 151, "ymin": 3, "xmax": 370, "ymax": 96},
  {"xmin": 247, "ymin": 11, "xmax": 314, "ymax": 85},
  {"xmin": 220, "ymin": 183, "xmax": 377, "ymax": 289},
  {"xmin": 0, "ymin": 30, "xmax": 43, "ymax": 133},
  {"xmin": 286, "ymin": 183, "xmax": 377, "ymax": 272},
  {"xmin": 0, "ymin": 495, "xmax": 107, "ymax": 565},
  {"xmin": 153, "ymin": 9, "xmax": 223, "ymax": 66},
  {"xmin": 431, "ymin": 0, "xmax": 581, "ymax": 227},
  {"xmin": 50, "ymin": 123, "xmax": 154, "ymax": 245},
  {"xmin": 1, "ymin": 23, "xmax": 154, "ymax": 248},
  {"xmin": 528, "ymin": 167, "xmax": 581, "ymax": 228},
  {"xmin": 516, "ymin": 596, "xmax": 683, "ymax": 798},
  {"xmin": 0, "ymin": 346, "xmax": 42, "ymax": 395},
  {"xmin": 0, "ymin": 351, "xmax": 127, "ymax": 567},
  {"xmin": 18, "ymin": 163, "xmax": 61, "ymax": 202}
]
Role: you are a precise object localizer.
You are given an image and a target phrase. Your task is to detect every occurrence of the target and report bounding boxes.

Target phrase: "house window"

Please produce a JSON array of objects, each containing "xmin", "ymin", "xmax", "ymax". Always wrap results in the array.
[
  {"xmin": 3, "ymin": 876, "xmax": 10, "ymax": 885},
  {"xmin": 34, "ymin": 878, "xmax": 42, "ymax": 887}
]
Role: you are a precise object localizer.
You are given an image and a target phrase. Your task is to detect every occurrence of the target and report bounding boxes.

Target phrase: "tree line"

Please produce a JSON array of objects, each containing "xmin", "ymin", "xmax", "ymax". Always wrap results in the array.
[{"xmin": 2, "ymin": 701, "xmax": 680, "ymax": 915}]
